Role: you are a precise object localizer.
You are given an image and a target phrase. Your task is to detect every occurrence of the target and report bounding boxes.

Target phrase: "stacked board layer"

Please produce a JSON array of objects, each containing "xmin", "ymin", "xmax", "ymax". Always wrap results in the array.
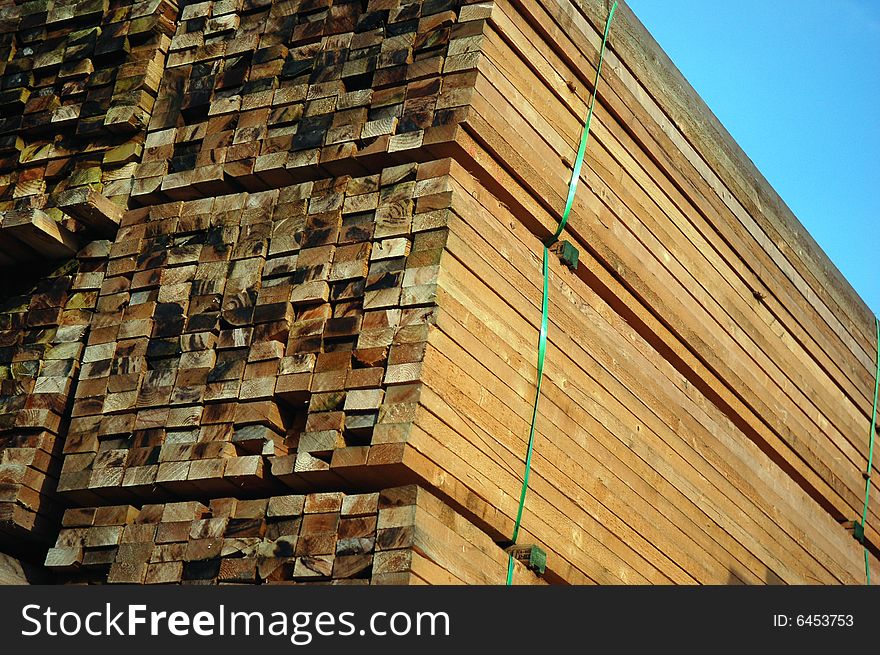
[
  {"xmin": 46, "ymin": 484, "xmax": 544, "ymax": 584},
  {"xmin": 0, "ymin": 0, "xmax": 876, "ymax": 585}
]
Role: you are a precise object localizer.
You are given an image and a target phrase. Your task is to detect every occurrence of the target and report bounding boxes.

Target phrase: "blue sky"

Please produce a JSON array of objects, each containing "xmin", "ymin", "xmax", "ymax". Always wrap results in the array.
[{"xmin": 626, "ymin": 0, "xmax": 879, "ymax": 317}]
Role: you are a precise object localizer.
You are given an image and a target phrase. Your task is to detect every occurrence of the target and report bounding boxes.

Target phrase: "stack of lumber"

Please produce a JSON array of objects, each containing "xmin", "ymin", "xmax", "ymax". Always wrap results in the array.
[
  {"xmin": 1, "ymin": 0, "xmax": 878, "ymax": 585},
  {"xmin": 131, "ymin": 0, "xmax": 486, "ymax": 202},
  {"xmin": 0, "ymin": 0, "xmax": 178, "ymax": 262},
  {"xmin": 0, "ymin": 240, "xmax": 107, "ymax": 555},
  {"xmin": 419, "ymin": 0, "xmax": 880, "ymax": 581},
  {"xmin": 46, "ymin": 484, "xmax": 543, "ymax": 584},
  {"xmin": 57, "ymin": 160, "xmax": 451, "ymax": 503}
]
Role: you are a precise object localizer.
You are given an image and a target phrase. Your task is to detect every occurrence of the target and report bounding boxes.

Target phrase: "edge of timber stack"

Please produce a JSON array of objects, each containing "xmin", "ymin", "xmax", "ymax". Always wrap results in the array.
[{"xmin": 0, "ymin": 0, "xmax": 877, "ymax": 586}]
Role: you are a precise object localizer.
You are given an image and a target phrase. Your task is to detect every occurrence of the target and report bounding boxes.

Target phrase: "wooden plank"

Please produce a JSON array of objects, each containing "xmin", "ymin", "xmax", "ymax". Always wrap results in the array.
[
  {"xmin": 1, "ymin": 209, "xmax": 79, "ymax": 259},
  {"xmin": 54, "ymin": 188, "xmax": 124, "ymax": 234}
]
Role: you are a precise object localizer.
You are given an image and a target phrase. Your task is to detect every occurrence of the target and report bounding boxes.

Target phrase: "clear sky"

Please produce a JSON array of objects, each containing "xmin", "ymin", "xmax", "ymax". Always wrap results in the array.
[{"xmin": 626, "ymin": 0, "xmax": 879, "ymax": 318}]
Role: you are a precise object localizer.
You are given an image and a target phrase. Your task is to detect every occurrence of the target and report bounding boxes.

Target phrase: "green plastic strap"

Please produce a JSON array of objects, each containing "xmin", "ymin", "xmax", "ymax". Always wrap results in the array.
[
  {"xmin": 506, "ymin": 246, "xmax": 549, "ymax": 585},
  {"xmin": 547, "ymin": 0, "xmax": 618, "ymax": 247},
  {"xmin": 860, "ymin": 317, "xmax": 879, "ymax": 585},
  {"xmin": 506, "ymin": 2, "xmax": 618, "ymax": 586}
]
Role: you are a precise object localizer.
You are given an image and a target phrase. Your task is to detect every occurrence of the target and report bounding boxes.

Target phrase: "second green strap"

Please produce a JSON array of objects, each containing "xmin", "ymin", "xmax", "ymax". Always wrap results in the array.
[{"xmin": 860, "ymin": 317, "xmax": 879, "ymax": 585}]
